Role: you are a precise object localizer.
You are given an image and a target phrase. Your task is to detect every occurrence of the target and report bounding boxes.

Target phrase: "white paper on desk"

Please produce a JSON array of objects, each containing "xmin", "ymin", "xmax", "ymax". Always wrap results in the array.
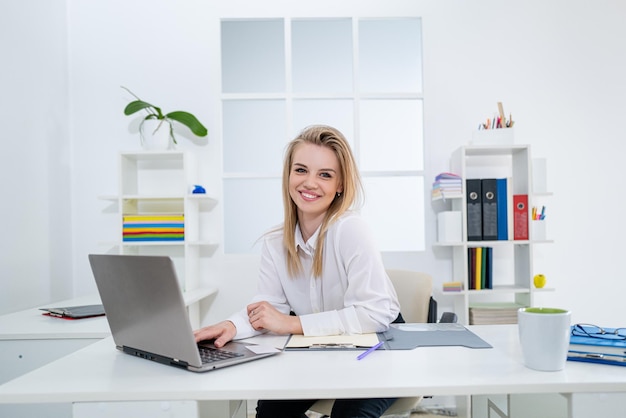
[
  {"xmin": 246, "ymin": 344, "xmax": 282, "ymax": 354},
  {"xmin": 286, "ymin": 333, "xmax": 379, "ymax": 348},
  {"xmin": 238, "ymin": 333, "xmax": 291, "ymax": 350}
]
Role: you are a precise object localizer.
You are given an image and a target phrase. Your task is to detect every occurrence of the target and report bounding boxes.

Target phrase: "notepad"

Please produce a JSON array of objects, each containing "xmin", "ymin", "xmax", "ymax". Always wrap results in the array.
[{"xmin": 286, "ymin": 333, "xmax": 379, "ymax": 349}]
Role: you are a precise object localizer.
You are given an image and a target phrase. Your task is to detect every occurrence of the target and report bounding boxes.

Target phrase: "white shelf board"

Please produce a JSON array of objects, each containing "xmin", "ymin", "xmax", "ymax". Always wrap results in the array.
[{"xmin": 182, "ymin": 287, "xmax": 218, "ymax": 306}]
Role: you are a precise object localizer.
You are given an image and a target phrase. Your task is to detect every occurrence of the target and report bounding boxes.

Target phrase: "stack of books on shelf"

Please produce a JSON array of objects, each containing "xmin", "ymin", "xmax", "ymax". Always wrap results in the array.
[
  {"xmin": 432, "ymin": 172, "xmax": 462, "ymax": 200},
  {"xmin": 122, "ymin": 214, "xmax": 185, "ymax": 242},
  {"xmin": 469, "ymin": 302, "xmax": 525, "ymax": 325},
  {"xmin": 467, "ymin": 247, "xmax": 493, "ymax": 290},
  {"xmin": 443, "ymin": 281, "xmax": 463, "ymax": 292}
]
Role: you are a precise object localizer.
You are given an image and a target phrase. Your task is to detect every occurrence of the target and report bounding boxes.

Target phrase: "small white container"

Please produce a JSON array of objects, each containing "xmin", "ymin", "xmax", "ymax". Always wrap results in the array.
[{"xmin": 531, "ymin": 221, "xmax": 546, "ymax": 241}]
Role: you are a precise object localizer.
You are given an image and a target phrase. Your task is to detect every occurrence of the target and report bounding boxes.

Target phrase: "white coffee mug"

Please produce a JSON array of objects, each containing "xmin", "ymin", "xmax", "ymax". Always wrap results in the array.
[{"xmin": 518, "ymin": 307, "xmax": 571, "ymax": 371}]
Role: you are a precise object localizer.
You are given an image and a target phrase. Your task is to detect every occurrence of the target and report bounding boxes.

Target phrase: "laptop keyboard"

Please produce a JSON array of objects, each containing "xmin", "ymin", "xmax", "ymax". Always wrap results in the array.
[{"xmin": 199, "ymin": 346, "xmax": 244, "ymax": 364}]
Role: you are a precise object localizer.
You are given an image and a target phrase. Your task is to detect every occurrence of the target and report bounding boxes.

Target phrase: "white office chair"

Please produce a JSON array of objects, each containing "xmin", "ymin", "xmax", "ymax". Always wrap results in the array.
[{"xmin": 308, "ymin": 269, "xmax": 433, "ymax": 417}]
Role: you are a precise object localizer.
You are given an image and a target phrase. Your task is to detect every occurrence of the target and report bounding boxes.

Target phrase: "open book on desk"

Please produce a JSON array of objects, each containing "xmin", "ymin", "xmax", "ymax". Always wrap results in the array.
[{"xmin": 285, "ymin": 323, "xmax": 492, "ymax": 350}]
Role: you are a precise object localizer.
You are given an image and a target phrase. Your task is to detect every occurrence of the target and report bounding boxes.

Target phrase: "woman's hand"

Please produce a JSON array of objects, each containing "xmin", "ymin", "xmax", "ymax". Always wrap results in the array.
[
  {"xmin": 193, "ymin": 320, "xmax": 236, "ymax": 348},
  {"xmin": 247, "ymin": 301, "xmax": 303, "ymax": 335}
]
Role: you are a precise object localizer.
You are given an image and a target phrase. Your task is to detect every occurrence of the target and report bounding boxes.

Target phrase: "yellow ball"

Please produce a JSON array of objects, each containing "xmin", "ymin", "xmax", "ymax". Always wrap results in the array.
[{"xmin": 533, "ymin": 274, "xmax": 546, "ymax": 288}]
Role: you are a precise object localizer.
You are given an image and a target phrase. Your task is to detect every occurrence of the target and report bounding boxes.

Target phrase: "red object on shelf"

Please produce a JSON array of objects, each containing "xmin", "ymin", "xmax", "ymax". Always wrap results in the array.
[{"xmin": 513, "ymin": 194, "xmax": 529, "ymax": 240}]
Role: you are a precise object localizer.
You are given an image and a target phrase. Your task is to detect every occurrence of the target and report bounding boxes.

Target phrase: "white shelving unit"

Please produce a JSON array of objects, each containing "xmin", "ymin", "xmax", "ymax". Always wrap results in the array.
[
  {"xmin": 434, "ymin": 145, "xmax": 553, "ymax": 325},
  {"xmin": 100, "ymin": 151, "xmax": 219, "ymax": 328}
]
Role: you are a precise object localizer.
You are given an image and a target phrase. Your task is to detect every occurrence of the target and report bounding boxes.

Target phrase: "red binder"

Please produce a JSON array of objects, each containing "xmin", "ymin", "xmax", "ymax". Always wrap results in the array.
[{"xmin": 513, "ymin": 194, "xmax": 529, "ymax": 240}]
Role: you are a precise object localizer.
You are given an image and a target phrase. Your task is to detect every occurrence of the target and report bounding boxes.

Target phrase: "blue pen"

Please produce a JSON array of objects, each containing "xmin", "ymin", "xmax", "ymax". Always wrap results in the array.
[{"xmin": 356, "ymin": 341, "xmax": 384, "ymax": 360}]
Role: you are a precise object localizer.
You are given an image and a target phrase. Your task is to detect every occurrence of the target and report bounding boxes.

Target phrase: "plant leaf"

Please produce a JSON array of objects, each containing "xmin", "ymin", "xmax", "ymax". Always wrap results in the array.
[
  {"xmin": 166, "ymin": 111, "xmax": 208, "ymax": 137},
  {"xmin": 124, "ymin": 100, "xmax": 163, "ymax": 118}
]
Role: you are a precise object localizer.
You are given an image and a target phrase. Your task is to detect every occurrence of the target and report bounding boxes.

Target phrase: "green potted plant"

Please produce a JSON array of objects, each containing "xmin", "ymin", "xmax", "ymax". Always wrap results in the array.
[{"xmin": 122, "ymin": 86, "xmax": 208, "ymax": 149}]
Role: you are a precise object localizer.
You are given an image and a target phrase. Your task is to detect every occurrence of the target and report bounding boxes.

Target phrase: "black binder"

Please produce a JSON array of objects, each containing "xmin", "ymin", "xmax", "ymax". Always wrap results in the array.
[
  {"xmin": 466, "ymin": 179, "xmax": 482, "ymax": 241},
  {"xmin": 481, "ymin": 179, "xmax": 498, "ymax": 241}
]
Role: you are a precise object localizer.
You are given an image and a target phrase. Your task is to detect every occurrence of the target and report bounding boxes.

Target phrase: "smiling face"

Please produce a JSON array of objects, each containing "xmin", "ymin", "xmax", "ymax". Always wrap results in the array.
[{"xmin": 288, "ymin": 142, "xmax": 343, "ymax": 229}]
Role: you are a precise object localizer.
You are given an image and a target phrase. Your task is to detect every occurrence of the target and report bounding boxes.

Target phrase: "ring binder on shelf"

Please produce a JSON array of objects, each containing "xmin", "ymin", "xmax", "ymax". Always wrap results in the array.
[
  {"xmin": 481, "ymin": 179, "xmax": 498, "ymax": 241},
  {"xmin": 466, "ymin": 179, "xmax": 482, "ymax": 241},
  {"xmin": 513, "ymin": 194, "xmax": 529, "ymax": 240}
]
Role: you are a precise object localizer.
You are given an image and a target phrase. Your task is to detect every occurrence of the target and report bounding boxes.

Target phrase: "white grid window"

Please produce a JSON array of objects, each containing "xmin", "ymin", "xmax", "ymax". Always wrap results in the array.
[{"xmin": 221, "ymin": 17, "xmax": 424, "ymax": 253}]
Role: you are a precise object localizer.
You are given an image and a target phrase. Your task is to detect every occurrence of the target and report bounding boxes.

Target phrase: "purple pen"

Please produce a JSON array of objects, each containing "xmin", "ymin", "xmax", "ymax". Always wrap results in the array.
[{"xmin": 356, "ymin": 341, "xmax": 384, "ymax": 360}]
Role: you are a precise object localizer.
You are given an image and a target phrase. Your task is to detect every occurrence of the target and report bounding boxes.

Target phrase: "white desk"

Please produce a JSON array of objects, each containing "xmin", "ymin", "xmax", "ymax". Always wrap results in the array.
[
  {"xmin": 0, "ymin": 290, "xmax": 216, "ymax": 376},
  {"xmin": 0, "ymin": 295, "xmax": 110, "ymax": 418},
  {"xmin": 1, "ymin": 324, "xmax": 625, "ymax": 417},
  {"xmin": 0, "ymin": 295, "xmax": 110, "ymax": 341},
  {"xmin": 0, "ymin": 291, "xmax": 217, "ymax": 418},
  {"xmin": 0, "ymin": 295, "xmax": 110, "ymax": 384}
]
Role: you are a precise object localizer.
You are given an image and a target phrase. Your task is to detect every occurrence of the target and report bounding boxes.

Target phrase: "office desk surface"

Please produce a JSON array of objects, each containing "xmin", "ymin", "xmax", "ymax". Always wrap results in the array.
[
  {"xmin": 1, "ymin": 325, "xmax": 625, "ymax": 404},
  {"xmin": 0, "ymin": 295, "xmax": 110, "ymax": 340},
  {"xmin": 0, "ymin": 290, "xmax": 216, "ymax": 341}
]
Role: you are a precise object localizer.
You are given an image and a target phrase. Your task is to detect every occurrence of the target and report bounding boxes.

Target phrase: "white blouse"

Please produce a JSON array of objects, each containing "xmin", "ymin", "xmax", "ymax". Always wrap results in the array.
[{"xmin": 228, "ymin": 211, "xmax": 401, "ymax": 339}]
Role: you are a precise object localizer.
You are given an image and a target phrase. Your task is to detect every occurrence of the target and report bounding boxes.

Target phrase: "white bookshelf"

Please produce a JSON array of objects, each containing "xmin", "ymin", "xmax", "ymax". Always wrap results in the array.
[
  {"xmin": 100, "ymin": 151, "xmax": 219, "ymax": 328},
  {"xmin": 434, "ymin": 145, "xmax": 553, "ymax": 325}
]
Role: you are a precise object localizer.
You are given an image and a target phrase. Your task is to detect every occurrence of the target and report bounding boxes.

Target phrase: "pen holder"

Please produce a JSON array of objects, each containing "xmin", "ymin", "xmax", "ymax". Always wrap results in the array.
[
  {"xmin": 470, "ymin": 128, "xmax": 514, "ymax": 145},
  {"xmin": 531, "ymin": 221, "xmax": 546, "ymax": 241}
]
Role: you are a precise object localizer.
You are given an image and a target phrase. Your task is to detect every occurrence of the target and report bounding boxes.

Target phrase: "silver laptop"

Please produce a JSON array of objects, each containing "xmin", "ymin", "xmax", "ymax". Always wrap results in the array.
[{"xmin": 88, "ymin": 254, "xmax": 280, "ymax": 372}]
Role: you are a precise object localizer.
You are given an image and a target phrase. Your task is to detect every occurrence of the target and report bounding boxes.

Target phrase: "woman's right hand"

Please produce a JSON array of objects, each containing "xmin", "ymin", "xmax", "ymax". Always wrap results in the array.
[{"xmin": 193, "ymin": 320, "xmax": 237, "ymax": 348}]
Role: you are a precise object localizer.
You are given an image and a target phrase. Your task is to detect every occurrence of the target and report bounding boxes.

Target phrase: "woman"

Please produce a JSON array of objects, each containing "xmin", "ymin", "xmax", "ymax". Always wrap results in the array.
[{"xmin": 194, "ymin": 125, "xmax": 401, "ymax": 418}]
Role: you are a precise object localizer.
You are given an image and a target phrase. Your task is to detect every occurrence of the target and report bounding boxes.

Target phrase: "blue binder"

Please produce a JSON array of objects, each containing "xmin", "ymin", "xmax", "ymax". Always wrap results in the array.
[{"xmin": 496, "ymin": 178, "xmax": 508, "ymax": 240}]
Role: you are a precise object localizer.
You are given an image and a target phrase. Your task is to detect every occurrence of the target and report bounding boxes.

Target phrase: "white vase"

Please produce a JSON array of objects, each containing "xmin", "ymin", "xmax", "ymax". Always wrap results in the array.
[{"xmin": 140, "ymin": 119, "xmax": 173, "ymax": 150}]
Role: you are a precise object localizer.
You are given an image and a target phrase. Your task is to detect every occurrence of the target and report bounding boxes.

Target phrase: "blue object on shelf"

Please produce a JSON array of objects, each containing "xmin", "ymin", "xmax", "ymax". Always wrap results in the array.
[{"xmin": 192, "ymin": 185, "xmax": 206, "ymax": 194}]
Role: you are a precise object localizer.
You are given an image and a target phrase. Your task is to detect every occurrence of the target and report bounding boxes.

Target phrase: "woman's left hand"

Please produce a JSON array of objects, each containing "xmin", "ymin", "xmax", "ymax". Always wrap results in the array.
[{"xmin": 247, "ymin": 301, "xmax": 303, "ymax": 335}]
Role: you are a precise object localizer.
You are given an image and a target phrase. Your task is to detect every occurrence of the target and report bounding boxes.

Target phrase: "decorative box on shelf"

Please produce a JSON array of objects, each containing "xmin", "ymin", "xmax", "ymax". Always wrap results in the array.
[{"xmin": 437, "ymin": 211, "xmax": 463, "ymax": 243}]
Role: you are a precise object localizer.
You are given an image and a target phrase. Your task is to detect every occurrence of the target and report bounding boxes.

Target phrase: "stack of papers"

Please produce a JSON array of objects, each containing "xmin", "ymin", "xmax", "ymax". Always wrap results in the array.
[
  {"xmin": 469, "ymin": 303, "xmax": 525, "ymax": 325},
  {"xmin": 432, "ymin": 172, "xmax": 463, "ymax": 200}
]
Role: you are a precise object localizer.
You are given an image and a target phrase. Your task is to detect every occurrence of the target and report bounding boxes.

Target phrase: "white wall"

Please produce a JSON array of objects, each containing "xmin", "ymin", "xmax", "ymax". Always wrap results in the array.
[
  {"xmin": 0, "ymin": 0, "xmax": 71, "ymax": 314},
  {"xmin": 3, "ymin": 0, "xmax": 626, "ymax": 327}
]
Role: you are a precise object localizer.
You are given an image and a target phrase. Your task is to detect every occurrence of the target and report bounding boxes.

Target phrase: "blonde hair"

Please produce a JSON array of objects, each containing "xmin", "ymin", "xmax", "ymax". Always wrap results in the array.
[{"xmin": 282, "ymin": 125, "xmax": 363, "ymax": 277}]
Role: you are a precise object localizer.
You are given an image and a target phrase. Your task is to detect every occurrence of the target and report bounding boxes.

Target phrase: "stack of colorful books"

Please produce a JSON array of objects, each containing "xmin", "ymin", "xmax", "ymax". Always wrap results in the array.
[
  {"xmin": 122, "ymin": 214, "xmax": 184, "ymax": 242},
  {"xmin": 467, "ymin": 247, "xmax": 493, "ymax": 290},
  {"xmin": 442, "ymin": 281, "xmax": 463, "ymax": 292},
  {"xmin": 432, "ymin": 172, "xmax": 463, "ymax": 200}
]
